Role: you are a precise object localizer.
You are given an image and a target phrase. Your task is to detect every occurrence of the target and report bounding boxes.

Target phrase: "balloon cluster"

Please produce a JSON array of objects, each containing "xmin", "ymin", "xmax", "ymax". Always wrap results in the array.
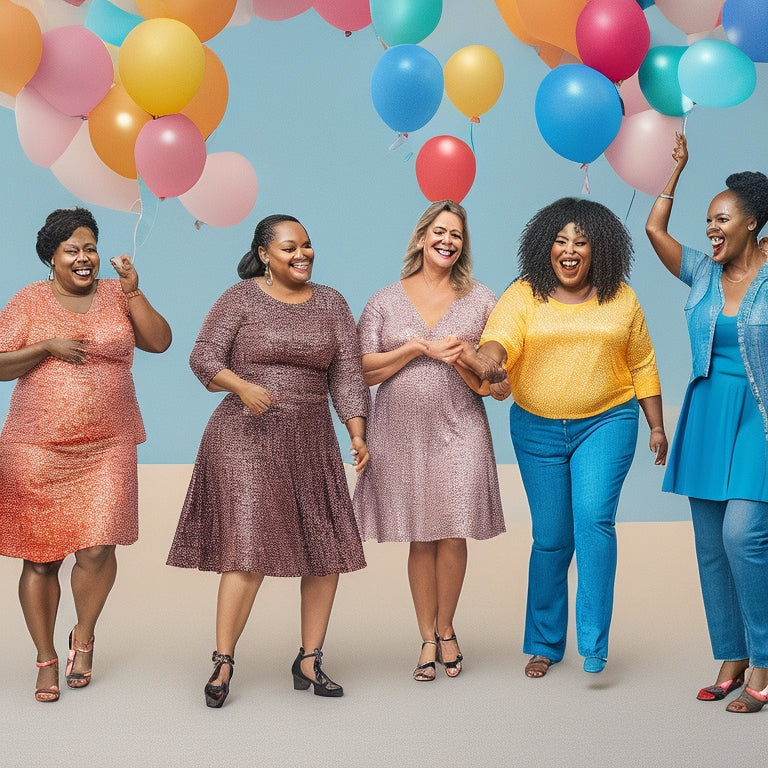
[
  {"xmin": 495, "ymin": 0, "xmax": 762, "ymax": 196},
  {"xmin": 0, "ymin": 0, "xmax": 257, "ymax": 227}
]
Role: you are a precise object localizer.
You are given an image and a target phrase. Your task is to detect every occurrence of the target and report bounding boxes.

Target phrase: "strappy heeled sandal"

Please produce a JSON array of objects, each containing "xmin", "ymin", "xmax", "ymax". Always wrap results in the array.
[
  {"xmin": 435, "ymin": 631, "xmax": 463, "ymax": 678},
  {"xmin": 35, "ymin": 658, "xmax": 59, "ymax": 703},
  {"xmin": 65, "ymin": 628, "xmax": 94, "ymax": 689},
  {"xmin": 726, "ymin": 684, "xmax": 768, "ymax": 713},
  {"xmin": 697, "ymin": 673, "xmax": 745, "ymax": 701},
  {"xmin": 413, "ymin": 639, "xmax": 437, "ymax": 682},
  {"xmin": 204, "ymin": 651, "xmax": 235, "ymax": 708},
  {"xmin": 291, "ymin": 647, "xmax": 343, "ymax": 697},
  {"xmin": 525, "ymin": 655, "xmax": 553, "ymax": 678}
]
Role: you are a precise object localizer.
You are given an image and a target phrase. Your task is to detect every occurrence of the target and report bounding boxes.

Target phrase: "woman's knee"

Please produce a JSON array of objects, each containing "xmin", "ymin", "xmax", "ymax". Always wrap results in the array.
[
  {"xmin": 74, "ymin": 545, "xmax": 116, "ymax": 570},
  {"xmin": 23, "ymin": 559, "xmax": 63, "ymax": 577}
]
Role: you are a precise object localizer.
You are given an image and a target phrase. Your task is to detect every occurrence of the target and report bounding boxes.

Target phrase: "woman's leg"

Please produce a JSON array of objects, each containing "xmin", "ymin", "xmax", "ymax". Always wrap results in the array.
[
  {"xmin": 299, "ymin": 573, "xmax": 340, "ymax": 681},
  {"xmin": 68, "ymin": 545, "xmax": 118, "ymax": 679},
  {"xmin": 210, "ymin": 570, "xmax": 264, "ymax": 686},
  {"xmin": 19, "ymin": 559, "xmax": 64, "ymax": 692},
  {"xmin": 435, "ymin": 538, "xmax": 467, "ymax": 674},
  {"xmin": 408, "ymin": 541, "xmax": 439, "ymax": 676},
  {"xmin": 570, "ymin": 403, "xmax": 638, "ymax": 663}
]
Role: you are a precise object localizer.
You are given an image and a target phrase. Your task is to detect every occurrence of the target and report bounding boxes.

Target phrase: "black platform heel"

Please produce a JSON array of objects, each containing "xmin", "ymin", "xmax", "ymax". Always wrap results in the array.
[
  {"xmin": 291, "ymin": 647, "xmax": 343, "ymax": 697},
  {"xmin": 204, "ymin": 651, "xmax": 234, "ymax": 708}
]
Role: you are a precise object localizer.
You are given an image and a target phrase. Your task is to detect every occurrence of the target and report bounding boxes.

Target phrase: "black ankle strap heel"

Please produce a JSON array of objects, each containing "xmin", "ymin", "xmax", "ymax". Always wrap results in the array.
[{"xmin": 291, "ymin": 647, "xmax": 343, "ymax": 698}]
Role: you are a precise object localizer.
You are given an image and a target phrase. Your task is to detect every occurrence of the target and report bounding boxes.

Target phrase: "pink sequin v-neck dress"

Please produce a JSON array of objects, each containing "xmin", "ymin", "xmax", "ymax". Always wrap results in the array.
[
  {"xmin": 0, "ymin": 280, "xmax": 145, "ymax": 563},
  {"xmin": 352, "ymin": 281, "xmax": 506, "ymax": 542},
  {"xmin": 167, "ymin": 280, "xmax": 369, "ymax": 577}
]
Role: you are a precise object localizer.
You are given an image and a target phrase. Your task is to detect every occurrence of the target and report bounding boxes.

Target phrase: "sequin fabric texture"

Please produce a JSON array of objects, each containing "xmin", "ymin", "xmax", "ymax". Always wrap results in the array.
[
  {"xmin": 167, "ymin": 281, "xmax": 369, "ymax": 577},
  {"xmin": 353, "ymin": 281, "xmax": 506, "ymax": 542},
  {"xmin": 0, "ymin": 280, "xmax": 145, "ymax": 562}
]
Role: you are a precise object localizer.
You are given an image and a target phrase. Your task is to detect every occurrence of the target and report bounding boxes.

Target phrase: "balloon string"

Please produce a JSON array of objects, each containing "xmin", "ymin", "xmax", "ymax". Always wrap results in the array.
[
  {"xmin": 580, "ymin": 163, "xmax": 590, "ymax": 195},
  {"xmin": 469, "ymin": 121, "xmax": 475, "ymax": 152},
  {"xmin": 388, "ymin": 132, "xmax": 408, "ymax": 150},
  {"xmin": 624, "ymin": 188, "xmax": 637, "ymax": 224}
]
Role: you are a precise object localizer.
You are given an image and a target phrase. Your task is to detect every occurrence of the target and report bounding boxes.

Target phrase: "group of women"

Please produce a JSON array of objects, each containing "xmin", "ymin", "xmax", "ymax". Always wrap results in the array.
[{"xmin": 1, "ymin": 135, "xmax": 767, "ymax": 715}]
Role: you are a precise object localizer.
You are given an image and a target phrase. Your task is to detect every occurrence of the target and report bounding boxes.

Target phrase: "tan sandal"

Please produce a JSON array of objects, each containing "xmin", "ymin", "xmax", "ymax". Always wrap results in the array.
[
  {"xmin": 726, "ymin": 685, "xmax": 768, "ymax": 713},
  {"xmin": 65, "ymin": 628, "xmax": 94, "ymax": 689},
  {"xmin": 524, "ymin": 655, "xmax": 553, "ymax": 678},
  {"xmin": 35, "ymin": 658, "xmax": 60, "ymax": 702}
]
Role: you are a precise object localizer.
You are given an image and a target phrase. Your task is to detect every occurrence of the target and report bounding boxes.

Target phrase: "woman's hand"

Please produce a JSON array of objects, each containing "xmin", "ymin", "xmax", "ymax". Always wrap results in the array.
[
  {"xmin": 110, "ymin": 254, "xmax": 138, "ymax": 293},
  {"xmin": 650, "ymin": 427, "xmax": 668, "ymax": 466},
  {"xmin": 43, "ymin": 337, "xmax": 88, "ymax": 365},
  {"xmin": 426, "ymin": 335, "xmax": 463, "ymax": 365},
  {"xmin": 671, "ymin": 131, "xmax": 688, "ymax": 172},
  {"xmin": 234, "ymin": 380, "xmax": 273, "ymax": 416},
  {"xmin": 350, "ymin": 435, "xmax": 369, "ymax": 473},
  {"xmin": 489, "ymin": 379, "xmax": 511, "ymax": 401}
]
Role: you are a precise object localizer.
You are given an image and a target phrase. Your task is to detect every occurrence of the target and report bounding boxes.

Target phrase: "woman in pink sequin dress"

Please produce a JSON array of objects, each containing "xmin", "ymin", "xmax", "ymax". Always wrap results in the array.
[
  {"xmin": 167, "ymin": 215, "xmax": 370, "ymax": 706},
  {"xmin": 0, "ymin": 207, "xmax": 172, "ymax": 703},
  {"xmin": 352, "ymin": 200, "xmax": 506, "ymax": 682}
]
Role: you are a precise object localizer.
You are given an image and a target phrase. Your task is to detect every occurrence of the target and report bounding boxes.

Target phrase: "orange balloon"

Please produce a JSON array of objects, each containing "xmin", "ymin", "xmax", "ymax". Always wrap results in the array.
[
  {"xmin": 135, "ymin": 0, "xmax": 238, "ymax": 41},
  {"xmin": 493, "ymin": 0, "xmax": 540, "ymax": 47},
  {"xmin": 0, "ymin": 0, "xmax": 43, "ymax": 96},
  {"xmin": 515, "ymin": 0, "xmax": 588, "ymax": 57},
  {"xmin": 88, "ymin": 84, "xmax": 152, "ymax": 178},
  {"xmin": 180, "ymin": 45, "xmax": 228, "ymax": 139}
]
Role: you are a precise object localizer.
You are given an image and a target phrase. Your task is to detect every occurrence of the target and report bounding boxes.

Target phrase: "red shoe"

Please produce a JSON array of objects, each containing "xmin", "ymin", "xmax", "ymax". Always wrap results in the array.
[{"xmin": 697, "ymin": 674, "xmax": 744, "ymax": 701}]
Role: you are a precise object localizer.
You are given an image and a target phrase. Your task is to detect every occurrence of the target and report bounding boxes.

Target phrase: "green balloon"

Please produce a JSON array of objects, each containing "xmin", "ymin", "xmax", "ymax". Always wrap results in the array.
[
  {"xmin": 370, "ymin": 0, "xmax": 442, "ymax": 46},
  {"xmin": 638, "ymin": 46, "xmax": 694, "ymax": 117}
]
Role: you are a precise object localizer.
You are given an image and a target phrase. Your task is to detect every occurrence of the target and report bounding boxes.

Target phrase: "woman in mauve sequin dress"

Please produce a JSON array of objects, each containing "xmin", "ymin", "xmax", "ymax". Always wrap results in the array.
[
  {"xmin": 352, "ymin": 200, "xmax": 506, "ymax": 682},
  {"xmin": 167, "ymin": 215, "xmax": 369, "ymax": 707},
  {"xmin": 0, "ymin": 207, "xmax": 172, "ymax": 703}
]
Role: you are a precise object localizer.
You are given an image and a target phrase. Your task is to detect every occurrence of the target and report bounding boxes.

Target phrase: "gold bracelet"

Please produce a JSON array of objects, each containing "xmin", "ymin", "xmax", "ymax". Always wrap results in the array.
[{"xmin": 123, "ymin": 289, "xmax": 142, "ymax": 299}]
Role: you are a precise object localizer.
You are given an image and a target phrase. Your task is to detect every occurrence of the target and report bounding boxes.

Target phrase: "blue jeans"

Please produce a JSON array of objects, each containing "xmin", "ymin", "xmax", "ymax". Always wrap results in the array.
[
  {"xmin": 689, "ymin": 498, "xmax": 768, "ymax": 668},
  {"xmin": 510, "ymin": 399, "xmax": 639, "ymax": 662}
]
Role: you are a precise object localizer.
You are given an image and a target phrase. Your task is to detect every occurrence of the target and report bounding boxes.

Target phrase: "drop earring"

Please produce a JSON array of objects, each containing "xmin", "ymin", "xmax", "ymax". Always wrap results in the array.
[{"xmin": 264, "ymin": 260, "xmax": 273, "ymax": 286}]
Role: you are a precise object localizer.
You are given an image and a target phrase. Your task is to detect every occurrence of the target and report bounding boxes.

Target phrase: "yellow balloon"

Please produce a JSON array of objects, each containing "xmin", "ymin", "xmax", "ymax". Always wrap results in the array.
[
  {"xmin": 444, "ymin": 45, "xmax": 504, "ymax": 121},
  {"xmin": 118, "ymin": 18, "xmax": 205, "ymax": 116}
]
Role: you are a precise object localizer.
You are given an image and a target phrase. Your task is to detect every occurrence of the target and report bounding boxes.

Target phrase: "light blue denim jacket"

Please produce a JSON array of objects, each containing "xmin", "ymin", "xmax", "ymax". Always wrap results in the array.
[{"xmin": 681, "ymin": 245, "xmax": 768, "ymax": 436}]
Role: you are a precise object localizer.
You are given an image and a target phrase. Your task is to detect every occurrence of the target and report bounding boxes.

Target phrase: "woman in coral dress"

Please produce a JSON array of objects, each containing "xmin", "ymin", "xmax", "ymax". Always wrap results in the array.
[{"xmin": 0, "ymin": 207, "xmax": 171, "ymax": 702}]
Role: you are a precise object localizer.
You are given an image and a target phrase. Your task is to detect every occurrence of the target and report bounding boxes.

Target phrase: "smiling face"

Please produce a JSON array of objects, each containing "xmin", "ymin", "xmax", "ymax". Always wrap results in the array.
[
  {"xmin": 707, "ymin": 190, "xmax": 757, "ymax": 264},
  {"xmin": 550, "ymin": 222, "xmax": 592, "ymax": 296},
  {"xmin": 258, "ymin": 220, "xmax": 314, "ymax": 289},
  {"xmin": 51, "ymin": 226, "xmax": 99, "ymax": 295},
  {"xmin": 422, "ymin": 211, "xmax": 464, "ymax": 272}
]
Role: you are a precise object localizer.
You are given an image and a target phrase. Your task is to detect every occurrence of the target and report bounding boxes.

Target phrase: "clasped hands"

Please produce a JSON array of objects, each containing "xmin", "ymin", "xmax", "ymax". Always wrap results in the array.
[{"xmin": 416, "ymin": 335, "xmax": 507, "ymax": 385}]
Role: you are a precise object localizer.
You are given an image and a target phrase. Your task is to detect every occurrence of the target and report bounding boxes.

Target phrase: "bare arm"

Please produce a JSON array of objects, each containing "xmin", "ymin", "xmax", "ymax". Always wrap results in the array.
[
  {"xmin": 111, "ymin": 255, "xmax": 172, "ymax": 353},
  {"xmin": 361, "ymin": 337, "xmax": 429, "ymax": 386},
  {"xmin": 206, "ymin": 368, "xmax": 273, "ymax": 415},
  {"xmin": 638, "ymin": 394, "xmax": 668, "ymax": 466},
  {"xmin": 345, "ymin": 415, "xmax": 369, "ymax": 473},
  {"xmin": 0, "ymin": 338, "xmax": 87, "ymax": 381},
  {"xmin": 645, "ymin": 132, "xmax": 687, "ymax": 278}
]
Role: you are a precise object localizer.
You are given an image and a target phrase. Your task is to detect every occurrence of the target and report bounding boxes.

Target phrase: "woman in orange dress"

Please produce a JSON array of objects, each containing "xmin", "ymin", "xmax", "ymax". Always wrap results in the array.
[{"xmin": 0, "ymin": 207, "xmax": 171, "ymax": 702}]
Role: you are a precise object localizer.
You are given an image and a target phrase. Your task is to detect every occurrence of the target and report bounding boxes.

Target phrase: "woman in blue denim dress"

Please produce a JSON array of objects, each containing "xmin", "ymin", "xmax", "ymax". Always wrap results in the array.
[{"xmin": 646, "ymin": 132, "xmax": 768, "ymax": 713}]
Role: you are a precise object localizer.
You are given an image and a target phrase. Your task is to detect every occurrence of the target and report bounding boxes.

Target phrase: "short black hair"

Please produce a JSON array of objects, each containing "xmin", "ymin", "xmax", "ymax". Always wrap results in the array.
[
  {"xmin": 725, "ymin": 171, "xmax": 768, "ymax": 233},
  {"xmin": 36, "ymin": 207, "xmax": 99, "ymax": 268}
]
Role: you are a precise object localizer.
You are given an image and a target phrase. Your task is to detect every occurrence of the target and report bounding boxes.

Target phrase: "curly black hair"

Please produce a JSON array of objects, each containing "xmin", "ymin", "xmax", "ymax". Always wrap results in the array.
[
  {"xmin": 518, "ymin": 197, "xmax": 633, "ymax": 304},
  {"xmin": 725, "ymin": 171, "xmax": 768, "ymax": 233},
  {"xmin": 237, "ymin": 214, "xmax": 303, "ymax": 279},
  {"xmin": 36, "ymin": 207, "xmax": 99, "ymax": 268}
]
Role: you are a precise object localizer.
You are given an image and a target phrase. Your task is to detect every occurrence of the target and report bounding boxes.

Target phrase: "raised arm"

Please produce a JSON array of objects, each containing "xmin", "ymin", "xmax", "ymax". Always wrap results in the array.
[
  {"xmin": 111, "ymin": 255, "xmax": 172, "ymax": 353},
  {"xmin": 645, "ymin": 131, "xmax": 688, "ymax": 278}
]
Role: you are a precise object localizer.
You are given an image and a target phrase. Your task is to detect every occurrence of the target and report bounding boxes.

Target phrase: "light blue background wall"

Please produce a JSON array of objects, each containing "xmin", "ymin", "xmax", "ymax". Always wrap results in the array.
[{"xmin": 1, "ymin": 1, "xmax": 767, "ymax": 521}]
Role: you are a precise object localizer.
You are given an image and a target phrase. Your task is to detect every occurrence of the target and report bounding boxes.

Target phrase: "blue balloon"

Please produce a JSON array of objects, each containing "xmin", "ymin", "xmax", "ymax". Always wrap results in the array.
[
  {"xmin": 635, "ymin": 0, "xmax": 654, "ymax": 8},
  {"xmin": 85, "ymin": 0, "xmax": 142, "ymax": 47},
  {"xmin": 371, "ymin": 44, "xmax": 444, "ymax": 134},
  {"xmin": 722, "ymin": 0, "xmax": 768, "ymax": 63},
  {"xmin": 534, "ymin": 64, "xmax": 623, "ymax": 164},
  {"xmin": 678, "ymin": 39, "xmax": 757, "ymax": 109}
]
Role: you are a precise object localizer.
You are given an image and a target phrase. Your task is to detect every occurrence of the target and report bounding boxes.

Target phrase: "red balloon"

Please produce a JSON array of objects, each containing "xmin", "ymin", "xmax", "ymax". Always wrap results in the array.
[
  {"xmin": 415, "ymin": 136, "xmax": 476, "ymax": 203},
  {"xmin": 576, "ymin": 0, "xmax": 650, "ymax": 82}
]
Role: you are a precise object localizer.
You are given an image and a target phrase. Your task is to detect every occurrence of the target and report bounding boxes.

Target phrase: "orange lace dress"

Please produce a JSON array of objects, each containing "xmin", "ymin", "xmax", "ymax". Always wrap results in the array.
[{"xmin": 0, "ymin": 280, "xmax": 146, "ymax": 562}]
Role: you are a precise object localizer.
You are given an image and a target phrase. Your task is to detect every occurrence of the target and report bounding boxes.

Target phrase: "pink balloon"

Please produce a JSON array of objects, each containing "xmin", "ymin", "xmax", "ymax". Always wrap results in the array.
[
  {"xmin": 27, "ymin": 25, "xmax": 113, "ymax": 117},
  {"xmin": 50, "ymin": 122, "xmax": 140, "ymax": 212},
  {"xmin": 604, "ymin": 109, "xmax": 681, "ymax": 197},
  {"xmin": 14, "ymin": 86, "xmax": 81, "ymax": 167},
  {"xmin": 179, "ymin": 152, "xmax": 258, "ymax": 227},
  {"xmin": 252, "ymin": 0, "xmax": 312, "ymax": 21},
  {"xmin": 576, "ymin": 0, "xmax": 650, "ymax": 82},
  {"xmin": 655, "ymin": 0, "xmax": 723, "ymax": 35},
  {"xmin": 618, "ymin": 72, "xmax": 651, "ymax": 117},
  {"xmin": 415, "ymin": 136, "xmax": 476, "ymax": 203},
  {"xmin": 134, "ymin": 114, "xmax": 206, "ymax": 199},
  {"xmin": 313, "ymin": 0, "xmax": 371, "ymax": 32}
]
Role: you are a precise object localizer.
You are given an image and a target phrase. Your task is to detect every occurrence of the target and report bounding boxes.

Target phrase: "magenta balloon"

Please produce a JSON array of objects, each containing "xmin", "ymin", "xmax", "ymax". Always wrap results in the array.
[
  {"xmin": 179, "ymin": 152, "xmax": 258, "ymax": 227},
  {"xmin": 313, "ymin": 0, "xmax": 371, "ymax": 32},
  {"xmin": 604, "ymin": 109, "xmax": 680, "ymax": 196},
  {"xmin": 50, "ymin": 122, "xmax": 140, "ymax": 212},
  {"xmin": 252, "ymin": 0, "xmax": 312, "ymax": 21},
  {"xmin": 27, "ymin": 25, "xmax": 113, "ymax": 117},
  {"xmin": 15, "ymin": 86, "xmax": 81, "ymax": 167},
  {"xmin": 576, "ymin": 0, "xmax": 650, "ymax": 82},
  {"xmin": 134, "ymin": 114, "xmax": 206, "ymax": 199}
]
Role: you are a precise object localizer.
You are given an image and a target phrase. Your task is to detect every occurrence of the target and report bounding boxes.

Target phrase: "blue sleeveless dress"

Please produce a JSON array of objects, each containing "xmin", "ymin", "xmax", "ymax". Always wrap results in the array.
[{"xmin": 663, "ymin": 312, "xmax": 768, "ymax": 501}]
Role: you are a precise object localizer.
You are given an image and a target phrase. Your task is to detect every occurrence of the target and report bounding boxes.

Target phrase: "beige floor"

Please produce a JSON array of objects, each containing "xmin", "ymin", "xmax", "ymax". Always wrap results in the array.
[{"xmin": 1, "ymin": 465, "xmax": 764, "ymax": 768}]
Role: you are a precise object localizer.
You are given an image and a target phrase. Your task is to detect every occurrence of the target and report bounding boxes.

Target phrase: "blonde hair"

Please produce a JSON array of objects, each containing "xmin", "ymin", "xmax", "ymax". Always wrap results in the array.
[{"xmin": 400, "ymin": 200, "xmax": 474, "ymax": 296}]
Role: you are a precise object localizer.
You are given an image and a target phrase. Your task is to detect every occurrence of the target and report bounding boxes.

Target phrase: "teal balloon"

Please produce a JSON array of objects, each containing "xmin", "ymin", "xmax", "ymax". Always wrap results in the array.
[
  {"xmin": 370, "ymin": 0, "xmax": 442, "ymax": 45},
  {"xmin": 84, "ymin": 0, "xmax": 142, "ymax": 47},
  {"xmin": 678, "ymin": 39, "xmax": 757, "ymax": 108},
  {"xmin": 638, "ymin": 46, "xmax": 693, "ymax": 117}
]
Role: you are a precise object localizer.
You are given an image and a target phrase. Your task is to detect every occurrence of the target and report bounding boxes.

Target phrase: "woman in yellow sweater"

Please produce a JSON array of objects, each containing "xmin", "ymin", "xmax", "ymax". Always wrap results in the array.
[{"xmin": 464, "ymin": 197, "xmax": 668, "ymax": 676}]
